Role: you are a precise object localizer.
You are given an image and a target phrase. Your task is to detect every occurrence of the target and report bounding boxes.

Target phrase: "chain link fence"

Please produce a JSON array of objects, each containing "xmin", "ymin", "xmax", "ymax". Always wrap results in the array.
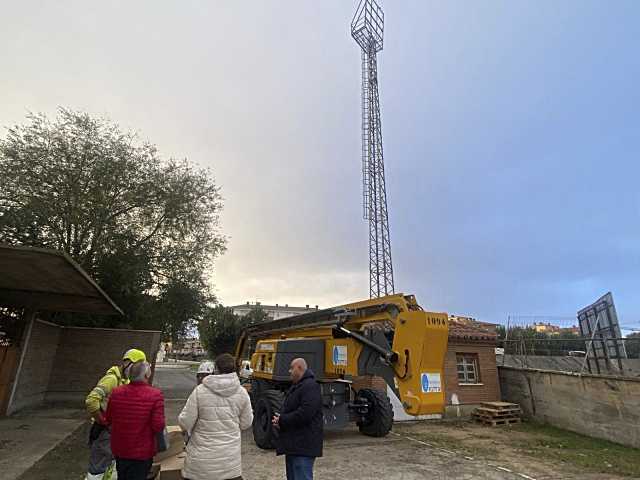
[{"xmin": 497, "ymin": 336, "xmax": 640, "ymax": 376}]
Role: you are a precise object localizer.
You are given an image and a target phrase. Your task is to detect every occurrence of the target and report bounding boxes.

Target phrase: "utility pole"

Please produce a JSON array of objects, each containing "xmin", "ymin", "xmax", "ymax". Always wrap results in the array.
[{"xmin": 351, "ymin": 0, "xmax": 394, "ymax": 298}]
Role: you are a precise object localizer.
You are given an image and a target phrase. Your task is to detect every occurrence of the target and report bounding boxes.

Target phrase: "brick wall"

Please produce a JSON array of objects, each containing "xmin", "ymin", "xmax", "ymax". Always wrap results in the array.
[
  {"xmin": 10, "ymin": 319, "xmax": 61, "ymax": 412},
  {"xmin": 352, "ymin": 375, "xmax": 387, "ymax": 392},
  {"xmin": 46, "ymin": 326, "xmax": 161, "ymax": 403},
  {"xmin": 444, "ymin": 341, "xmax": 500, "ymax": 406}
]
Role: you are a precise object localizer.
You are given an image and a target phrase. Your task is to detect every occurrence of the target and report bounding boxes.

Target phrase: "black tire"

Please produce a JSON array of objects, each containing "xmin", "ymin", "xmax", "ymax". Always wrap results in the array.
[
  {"xmin": 248, "ymin": 379, "xmax": 261, "ymax": 410},
  {"xmin": 248, "ymin": 378, "xmax": 272, "ymax": 410},
  {"xmin": 252, "ymin": 389, "xmax": 284, "ymax": 449},
  {"xmin": 356, "ymin": 388, "xmax": 394, "ymax": 437}
]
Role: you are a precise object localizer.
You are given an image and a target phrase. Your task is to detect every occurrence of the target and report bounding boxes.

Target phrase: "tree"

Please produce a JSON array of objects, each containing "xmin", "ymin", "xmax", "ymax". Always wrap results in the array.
[
  {"xmin": 501, "ymin": 326, "xmax": 584, "ymax": 356},
  {"xmin": 156, "ymin": 279, "xmax": 210, "ymax": 345},
  {"xmin": 245, "ymin": 305, "xmax": 270, "ymax": 325},
  {"xmin": 199, "ymin": 305, "xmax": 270, "ymax": 358},
  {"xmin": 199, "ymin": 306, "xmax": 248, "ymax": 357},
  {"xmin": 0, "ymin": 109, "xmax": 225, "ymax": 335}
]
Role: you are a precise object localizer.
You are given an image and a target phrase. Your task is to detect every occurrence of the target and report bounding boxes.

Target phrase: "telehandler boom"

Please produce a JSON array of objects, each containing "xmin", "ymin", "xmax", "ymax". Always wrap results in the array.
[{"xmin": 234, "ymin": 293, "xmax": 449, "ymax": 448}]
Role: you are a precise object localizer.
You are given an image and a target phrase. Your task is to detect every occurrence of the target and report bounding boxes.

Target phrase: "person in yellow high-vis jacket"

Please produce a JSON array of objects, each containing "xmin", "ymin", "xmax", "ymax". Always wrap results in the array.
[{"xmin": 85, "ymin": 349, "xmax": 147, "ymax": 480}]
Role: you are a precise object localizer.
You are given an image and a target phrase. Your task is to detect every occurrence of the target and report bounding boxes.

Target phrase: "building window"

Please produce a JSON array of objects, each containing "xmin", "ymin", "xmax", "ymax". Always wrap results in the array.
[{"xmin": 456, "ymin": 354, "xmax": 480, "ymax": 384}]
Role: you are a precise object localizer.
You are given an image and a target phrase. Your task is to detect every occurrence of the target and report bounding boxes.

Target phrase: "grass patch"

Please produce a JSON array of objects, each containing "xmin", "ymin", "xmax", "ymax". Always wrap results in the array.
[{"xmin": 512, "ymin": 422, "xmax": 640, "ymax": 477}]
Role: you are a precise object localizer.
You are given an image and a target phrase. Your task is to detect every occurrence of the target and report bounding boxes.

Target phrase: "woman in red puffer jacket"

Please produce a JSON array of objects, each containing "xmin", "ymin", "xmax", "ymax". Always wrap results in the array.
[{"xmin": 105, "ymin": 361, "xmax": 165, "ymax": 480}]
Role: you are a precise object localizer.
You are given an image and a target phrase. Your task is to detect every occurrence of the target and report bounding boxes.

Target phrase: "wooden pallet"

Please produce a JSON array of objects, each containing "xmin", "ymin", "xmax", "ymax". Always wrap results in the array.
[
  {"xmin": 473, "ymin": 415, "xmax": 522, "ymax": 426},
  {"xmin": 473, "ymin": 401, "xmax": 522, "ymax": 427},
  {"xmin": 473, "ymin": 411, "xmax": 520, "ymax": 421},
  {"xmin": 475, "ymin": 407, "xmax": 521, "ymax": 417},
  {"xmin": 481, "ymin": 401, "xmax": 520, "ymax": 411}
]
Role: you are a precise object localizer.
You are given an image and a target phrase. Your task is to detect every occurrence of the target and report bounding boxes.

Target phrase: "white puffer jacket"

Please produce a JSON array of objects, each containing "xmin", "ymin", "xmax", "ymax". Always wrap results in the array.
[{"xmin": 178, "ymin": 373, "xmax": 253, "ymax": 480}]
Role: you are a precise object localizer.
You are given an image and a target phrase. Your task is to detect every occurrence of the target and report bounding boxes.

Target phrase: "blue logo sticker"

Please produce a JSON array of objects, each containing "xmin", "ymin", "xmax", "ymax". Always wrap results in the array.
[
  {"xmin": 421, "ymin": 373, "xmax": 429, "ymax": 392},
  {"xmin": 332, "ymin": 345, "xmax": 347, "ymax": 366},
  {"xmin": 421, "ymin": 373, "xmax": 442, "ymax": 393}
]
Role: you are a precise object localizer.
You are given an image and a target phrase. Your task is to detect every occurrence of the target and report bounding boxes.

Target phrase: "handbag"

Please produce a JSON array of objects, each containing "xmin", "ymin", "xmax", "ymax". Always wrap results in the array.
[{"xmin": 156, "ymin": 427, "xmax": 170, "ymax": 452}]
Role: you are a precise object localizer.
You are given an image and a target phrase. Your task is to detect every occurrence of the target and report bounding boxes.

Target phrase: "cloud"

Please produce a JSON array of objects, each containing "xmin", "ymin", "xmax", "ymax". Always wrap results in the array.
[{"xmin": 1, "ymin": 0, "xmax": 639, "ymax": 327}]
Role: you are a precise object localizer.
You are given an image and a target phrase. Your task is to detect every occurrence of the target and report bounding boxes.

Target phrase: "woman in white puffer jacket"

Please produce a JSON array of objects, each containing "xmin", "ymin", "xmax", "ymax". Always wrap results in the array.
[{"xmin": 179, "ymin": 354, "xmax": 253, "ymax": 480}]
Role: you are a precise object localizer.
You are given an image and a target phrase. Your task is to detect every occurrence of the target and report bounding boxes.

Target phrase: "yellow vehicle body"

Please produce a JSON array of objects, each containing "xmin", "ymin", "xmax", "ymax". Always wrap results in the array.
[{"xmin": 244, "ymin": 293, "xmax": 449, "ymax": 416}]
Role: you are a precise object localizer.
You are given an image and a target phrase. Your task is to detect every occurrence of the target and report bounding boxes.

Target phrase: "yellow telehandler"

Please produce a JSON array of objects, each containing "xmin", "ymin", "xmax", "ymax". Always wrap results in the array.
[{"xmin": 234, "ymin": 293, "xmax": 449, "ymax": 448}]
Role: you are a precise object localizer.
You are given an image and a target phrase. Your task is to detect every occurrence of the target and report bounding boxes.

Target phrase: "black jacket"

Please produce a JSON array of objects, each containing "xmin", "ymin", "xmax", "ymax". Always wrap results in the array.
[{"xmin": 276, "ymin": 369, "xmax": 323, "ymax": 458}]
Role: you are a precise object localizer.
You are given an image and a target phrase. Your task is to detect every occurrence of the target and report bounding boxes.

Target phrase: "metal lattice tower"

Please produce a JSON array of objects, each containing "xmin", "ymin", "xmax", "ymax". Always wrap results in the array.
[{"xmin": 351, "ymin": 0, "xmax": 394, "ymax": 298}]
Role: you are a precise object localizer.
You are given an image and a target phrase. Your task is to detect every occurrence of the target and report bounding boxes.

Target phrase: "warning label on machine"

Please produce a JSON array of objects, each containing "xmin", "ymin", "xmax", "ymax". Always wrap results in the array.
[
  {"xmin": 421, "ymin": 372, "xmax": 442, "ymax": 393},
  {"xmin": 332, "ymin": 345, "xmax": 348, "ymax": 366}
]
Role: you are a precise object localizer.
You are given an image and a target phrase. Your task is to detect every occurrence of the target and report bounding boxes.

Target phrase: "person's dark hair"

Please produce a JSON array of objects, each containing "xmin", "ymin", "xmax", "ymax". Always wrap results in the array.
[{"xmin": 215, "ymin": 353, "xmax": 236, "ymax": 374}]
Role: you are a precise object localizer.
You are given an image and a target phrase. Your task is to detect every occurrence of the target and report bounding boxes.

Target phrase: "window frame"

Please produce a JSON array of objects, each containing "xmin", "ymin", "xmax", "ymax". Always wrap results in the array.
[{"xmin": 456, "ymin": 353, "xmax": 481, "ymax": 385}]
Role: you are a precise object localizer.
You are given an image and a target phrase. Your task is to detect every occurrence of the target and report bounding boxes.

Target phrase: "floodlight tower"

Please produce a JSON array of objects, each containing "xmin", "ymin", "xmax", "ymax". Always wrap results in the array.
[{"xmin": 351, "ymin": 0, "xmax": 394, "ymax": 298}]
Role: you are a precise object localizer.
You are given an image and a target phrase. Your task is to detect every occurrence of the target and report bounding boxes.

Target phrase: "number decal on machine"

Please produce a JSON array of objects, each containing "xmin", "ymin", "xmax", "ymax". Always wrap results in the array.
[
  {"xmin": 332, "ymin": 345, "xmax": 348, "ymax": 366},
  {"xmin": 421, "ymin": 372, "xmax": 442, "ymax": 393}
]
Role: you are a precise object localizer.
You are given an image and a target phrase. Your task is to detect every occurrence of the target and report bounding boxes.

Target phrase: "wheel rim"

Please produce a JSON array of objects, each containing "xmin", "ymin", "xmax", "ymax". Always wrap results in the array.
[{"xmin": 358, "ymin": 391, "xmax": 376, "ymax": 425}]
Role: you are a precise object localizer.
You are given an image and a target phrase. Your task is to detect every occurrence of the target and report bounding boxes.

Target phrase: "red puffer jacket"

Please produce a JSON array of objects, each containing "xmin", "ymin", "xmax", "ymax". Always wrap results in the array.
[{"xmin": 105, "ymin": 381, "xmax": 165, "ymax": 460}]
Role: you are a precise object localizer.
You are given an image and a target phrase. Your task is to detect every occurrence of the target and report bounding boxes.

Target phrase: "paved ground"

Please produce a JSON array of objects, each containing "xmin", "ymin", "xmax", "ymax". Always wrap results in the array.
[
  {"xmin": 4, "ymin": 363, "xmax": 197, "ymax": 480},
  {"xmin": 0, "ymin": 406, "xmax": 85, "ymax": 480},
  {"xmin": 154, "ymin": 364, "xmax": 197, "ymax": 397}
]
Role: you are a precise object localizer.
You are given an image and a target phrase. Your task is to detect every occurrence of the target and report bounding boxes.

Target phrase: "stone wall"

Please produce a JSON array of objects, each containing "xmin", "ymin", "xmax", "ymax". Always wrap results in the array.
[{"xmin": 499, "ymin": 366, "xmax": 640, "ymax": 448}]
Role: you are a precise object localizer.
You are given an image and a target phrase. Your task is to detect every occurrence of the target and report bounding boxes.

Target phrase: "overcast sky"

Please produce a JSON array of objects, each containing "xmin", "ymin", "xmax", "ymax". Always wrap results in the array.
[{"xmin": 2, "ymin": 1, "xmax": 639, "ymax": 328}]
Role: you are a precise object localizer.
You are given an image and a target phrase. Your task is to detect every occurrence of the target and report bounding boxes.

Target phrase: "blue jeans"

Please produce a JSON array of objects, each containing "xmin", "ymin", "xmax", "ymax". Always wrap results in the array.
[{"xmin": 285, "ymin": 455, "xmax": 315, "ymax": 480}]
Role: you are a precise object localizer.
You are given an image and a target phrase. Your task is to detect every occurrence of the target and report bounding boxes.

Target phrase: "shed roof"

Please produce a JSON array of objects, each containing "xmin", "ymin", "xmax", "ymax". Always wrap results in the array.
[{"xmin": 0, "ymin": 245, "xmax": 123, "ymax": 315}]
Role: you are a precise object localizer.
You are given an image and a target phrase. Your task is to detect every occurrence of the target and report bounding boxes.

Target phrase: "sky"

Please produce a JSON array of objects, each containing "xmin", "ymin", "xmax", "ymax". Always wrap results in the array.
[{"xmin": 1, "ymin": 1, "xmax": 639, "ymax": 329}]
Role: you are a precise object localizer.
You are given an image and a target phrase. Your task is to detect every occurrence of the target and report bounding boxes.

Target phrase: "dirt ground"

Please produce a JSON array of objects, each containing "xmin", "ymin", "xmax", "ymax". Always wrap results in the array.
[{"xmin": 393, "ymin": 420, "xmax": 640, "ymax": 480}]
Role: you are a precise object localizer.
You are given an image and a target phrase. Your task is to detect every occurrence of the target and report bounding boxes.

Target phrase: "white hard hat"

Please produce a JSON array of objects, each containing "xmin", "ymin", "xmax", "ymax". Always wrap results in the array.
[{"xmin": 197, "ymin": 361, "xmax": 215, "ymax": 375}]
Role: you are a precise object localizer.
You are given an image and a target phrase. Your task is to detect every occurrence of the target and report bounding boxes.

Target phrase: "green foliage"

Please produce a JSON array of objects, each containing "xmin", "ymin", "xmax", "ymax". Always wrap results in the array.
[
  {"xmin": 501, "ymin": 327, "xmax": 585, "ymax": 356},
  {"xmin": 0, "ymin": 109, "xmax": 225, "ymax": 335},
  {"xmin": 199, "ymin": 305, "xmax": 270, "ymax": 357},
  {"xmin": 245, "ymin": 305, "xmax": 269, "ymax": 324}
]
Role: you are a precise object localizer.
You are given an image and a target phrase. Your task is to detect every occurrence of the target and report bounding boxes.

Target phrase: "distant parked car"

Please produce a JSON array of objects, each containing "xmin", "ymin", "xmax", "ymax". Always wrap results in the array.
[{"xmin": 568, "ymin": 350, "xmax": 586, "ymax": 357}]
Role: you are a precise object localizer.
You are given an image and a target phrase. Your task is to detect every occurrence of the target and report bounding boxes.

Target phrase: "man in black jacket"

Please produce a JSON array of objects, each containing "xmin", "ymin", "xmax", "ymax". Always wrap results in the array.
[{"xmin": 272, "ymin": 358, "xmax": 323, "ymax": 480}]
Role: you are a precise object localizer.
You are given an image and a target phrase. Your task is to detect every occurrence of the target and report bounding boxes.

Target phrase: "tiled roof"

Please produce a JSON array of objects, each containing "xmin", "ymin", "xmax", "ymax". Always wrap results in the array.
[{"xmin": 448, "ymin": 318, "xmax": 498, "ymax": 341}]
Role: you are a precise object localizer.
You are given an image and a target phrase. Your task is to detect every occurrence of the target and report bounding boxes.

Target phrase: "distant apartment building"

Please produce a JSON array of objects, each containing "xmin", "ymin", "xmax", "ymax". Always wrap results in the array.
[{"xmin": 231, "ymin": 302, "xmax": 319, "ymax": 321}]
